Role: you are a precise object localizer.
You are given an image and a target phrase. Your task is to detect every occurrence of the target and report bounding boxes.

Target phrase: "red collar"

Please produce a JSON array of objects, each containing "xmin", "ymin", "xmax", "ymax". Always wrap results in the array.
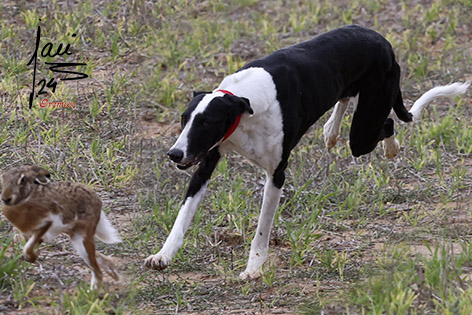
[
  {"xmin": 217, "ymin": 89, "xmax": 241, "ymax": 142},
  {"xmin": 217, "ymin": 89, "xmax": 233, "ymax": 96}
]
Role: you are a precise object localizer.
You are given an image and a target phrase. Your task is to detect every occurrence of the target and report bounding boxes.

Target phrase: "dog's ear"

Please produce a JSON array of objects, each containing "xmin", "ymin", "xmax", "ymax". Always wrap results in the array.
[
  {"xmin": 223, "ymin": 94, "xmax": 254, "ymax": 115},
  {"xmin": 238, "ymin": 96, "xmax": 253, "ymax": 115},
  {"xmin": 193, "ymin": 91, "xmax": 210, "ymax": 98}
]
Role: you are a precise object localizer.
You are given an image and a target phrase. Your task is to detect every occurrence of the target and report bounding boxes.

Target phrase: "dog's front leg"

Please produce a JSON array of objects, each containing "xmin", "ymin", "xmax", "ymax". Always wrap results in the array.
[
  {"xmin": 240, "ymin": 173, "xmax": 282, "ymax": 280},
  {"xmin": 145, "ymin": 149, "xmax": 221, "ymax": 270}
]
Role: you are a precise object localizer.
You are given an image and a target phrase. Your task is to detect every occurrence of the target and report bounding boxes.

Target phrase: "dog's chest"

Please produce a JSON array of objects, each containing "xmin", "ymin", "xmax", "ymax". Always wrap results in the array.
[
  {"xmin": 216, "ymin": 67, "xmax": 285, "ymax": 173},
  {"xmin": 223, "ymin": 105, "xmax": 284, "ymax": 173}
]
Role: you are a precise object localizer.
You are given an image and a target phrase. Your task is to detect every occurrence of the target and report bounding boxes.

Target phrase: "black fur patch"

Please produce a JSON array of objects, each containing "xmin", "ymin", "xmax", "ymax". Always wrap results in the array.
[{"xmin": 239, "ymin": 25, "xmax": 409, "ymax": 165}]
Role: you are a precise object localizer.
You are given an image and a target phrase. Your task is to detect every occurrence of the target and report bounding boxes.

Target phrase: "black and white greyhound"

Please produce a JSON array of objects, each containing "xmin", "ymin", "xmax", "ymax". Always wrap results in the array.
[{"xmin": 145, "ymin": 25, "xmax": 469, "ymax": 279}]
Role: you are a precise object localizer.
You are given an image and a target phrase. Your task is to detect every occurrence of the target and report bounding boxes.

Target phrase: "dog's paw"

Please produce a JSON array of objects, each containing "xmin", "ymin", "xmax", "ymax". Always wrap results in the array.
[
  {"xmin": 239, "ymin": 248, "xmax": 268, "ymax": 280},
  {"xmin": 239, "ymin": 268, "xmax": 262, "ymax": 280},
  {"xmin": 383, "ymin": 136, "xmax": 400, "ymax": 159},
  {"xmin": 324, "ymin": 134, "xmax": 338, "ymax": 149},
  {"xmin": 323, "ymin": 124, "xmax": 338, "ymax": 149},
  {"xmin": 144, "ymin": 253, "xmax": 172, "ymax": 270}
]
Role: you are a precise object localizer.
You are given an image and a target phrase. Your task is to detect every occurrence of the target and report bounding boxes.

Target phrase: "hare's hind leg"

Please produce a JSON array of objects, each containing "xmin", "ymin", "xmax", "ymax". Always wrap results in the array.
[
  {"xmin": 97, "ymin": 252, "xmax": 119, "ymax": 280},
  {"xmin": 70, "ymin": 232, "xmax": 103, "ymax": 289}
]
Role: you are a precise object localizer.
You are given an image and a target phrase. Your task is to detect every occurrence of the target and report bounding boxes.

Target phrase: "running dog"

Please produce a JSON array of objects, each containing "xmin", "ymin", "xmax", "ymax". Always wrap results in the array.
[{"xmin": 145, "ymin": 25, "xmax": 469, "ymax": 279}]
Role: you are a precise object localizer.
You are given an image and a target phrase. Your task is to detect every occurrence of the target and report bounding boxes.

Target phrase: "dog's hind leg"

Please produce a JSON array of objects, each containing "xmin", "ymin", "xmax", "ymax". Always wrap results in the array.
[
  {"xmin": 349, "ymin": 68, "xmax": 400, "ymax": 157},
  {"xmin": 239, "ymin": 170, "xmax": 284, "ymax": 280},
  {"xmin": 145, "ymin": 148, "xmax": 221, "ymax": 270},
  {"xmin": 349, "ymin": 98, "xmax": 393, "ymax": 157},
  {"xmin": 383, "ymin": 135, "xmax": 400, "ymax": 159},
  {"xmin": 323, "ymin": 97, "xmax": 351, "ymax": 149},
  {"xmin": 381, "ymin": 118, "xmax": 400, "ymax": 159}
]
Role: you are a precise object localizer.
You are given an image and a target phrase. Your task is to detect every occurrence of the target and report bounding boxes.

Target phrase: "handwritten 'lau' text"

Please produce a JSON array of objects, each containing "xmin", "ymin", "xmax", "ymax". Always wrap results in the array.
[{"xmin": 27, "ymin": 19, "xmax": 88, "ymax": 109}]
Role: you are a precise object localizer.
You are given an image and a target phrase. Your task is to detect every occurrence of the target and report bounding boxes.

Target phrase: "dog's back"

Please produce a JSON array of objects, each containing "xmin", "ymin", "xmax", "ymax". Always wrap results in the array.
[{"xmin": 241, "ymin": 25, "xmax": 402, "ymax": 154}]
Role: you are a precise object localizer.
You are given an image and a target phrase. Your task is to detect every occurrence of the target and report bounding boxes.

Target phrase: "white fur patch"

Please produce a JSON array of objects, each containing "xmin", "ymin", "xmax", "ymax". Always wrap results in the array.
[
  {"xmin": 70, "ymin": 234, "xmax": 89, "ymax": 266},
  {"xmin": 323, "ymin": 99, "xmax": 349, "ymax": 149},
  {"xmin": 23, "ymin": 235, "xmax": 37, "ymax": 257},
  {"xmin": 410, "ymin": 82, "xmax": 470, "ymax": 120},
  {"xmin": 217, "ymin": 67, "xmax": 284, "ymax": 173},
  {"xmin": 323, "ymin": 94, "xmax": 358, "ymax": 149},
  {"xmin": 41, "ymin": 214, "xmax": 71, "ymax": 242},
  {"xmin": 70, "ymin": 234, "xmax": 99, "ymax": 289},
  {"xmin": 95, "ymin": 210, "xmax": 121, "ymax": 244},
  {"xmin": 382, "ymin": 134, "xmax": 400, "ymax": 159}
]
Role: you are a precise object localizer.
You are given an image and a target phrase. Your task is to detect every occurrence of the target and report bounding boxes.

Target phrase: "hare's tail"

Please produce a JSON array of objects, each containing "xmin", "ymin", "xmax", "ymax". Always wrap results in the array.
[{"xmin": 95, "ymin": 211, "xmax": 121, "ymax": 244}]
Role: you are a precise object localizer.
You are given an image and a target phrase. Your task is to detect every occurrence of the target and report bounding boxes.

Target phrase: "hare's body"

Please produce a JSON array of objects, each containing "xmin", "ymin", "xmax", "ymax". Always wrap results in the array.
[{"xmin": 1, "ymin": 166, "xmax": 121, "ymax": 289}]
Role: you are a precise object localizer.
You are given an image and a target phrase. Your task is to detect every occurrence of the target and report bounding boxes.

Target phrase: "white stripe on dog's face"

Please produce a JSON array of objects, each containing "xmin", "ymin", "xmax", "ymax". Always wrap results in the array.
[
  {"xmin": 169, "ymin": 93, "xmax": 214, "ymax": 163},
  {"xmin": 170, "ymin": 95, "xmax": 207, "ymax": 159}
]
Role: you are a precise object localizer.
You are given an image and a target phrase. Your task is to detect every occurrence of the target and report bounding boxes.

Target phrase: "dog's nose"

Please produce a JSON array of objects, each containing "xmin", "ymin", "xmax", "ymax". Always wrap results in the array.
[{"xmin": 167, "ymin": 148, "xmax": 184, "ymax": 163}]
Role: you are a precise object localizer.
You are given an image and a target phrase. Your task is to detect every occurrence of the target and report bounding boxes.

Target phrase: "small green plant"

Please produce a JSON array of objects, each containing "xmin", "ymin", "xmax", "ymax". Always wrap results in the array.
[
  {"xmin": 0, "ymin": 235, "xmax": 38, "ymax": 310},
  {"xmin": 261, "ymin": 262, "xmax": 277, "ymax": 287},
  {"xmin": 334, "ymin": 251, "xmax": 349, "ymax": 281},
  {"xmin": 57, "ymin": 283, "xmax": 112, "ymax": 314},
  {"xmin": 349, "ymin": 242, "xmax": 472, "ymax": 313},
  {"xmin": 11, "ymin": 277, "xmax": 36, "ymax": 311},
  {"xmin": 0, "ymin": 236, "xmax": 24, "ymax": 290},
  {"xmin": 88, "ymin": 94, "xmax": 105, "ymax": 119}
]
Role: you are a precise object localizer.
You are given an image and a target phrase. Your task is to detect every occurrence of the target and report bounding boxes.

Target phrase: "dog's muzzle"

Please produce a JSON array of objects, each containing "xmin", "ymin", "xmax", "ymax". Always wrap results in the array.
[
  {"xmin": 168, "ymin": 148, "xmax": 207, "ymax": 170},
  {"xmin": 167, "ymin": 148, "xmax": 184, "ymax": 163}
]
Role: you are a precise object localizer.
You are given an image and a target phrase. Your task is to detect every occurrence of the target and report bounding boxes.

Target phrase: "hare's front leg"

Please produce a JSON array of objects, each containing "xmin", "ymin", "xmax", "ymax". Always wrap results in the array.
[{"xmin": 23, "ymin": 222, "xmax": 52, "ymax": 263}]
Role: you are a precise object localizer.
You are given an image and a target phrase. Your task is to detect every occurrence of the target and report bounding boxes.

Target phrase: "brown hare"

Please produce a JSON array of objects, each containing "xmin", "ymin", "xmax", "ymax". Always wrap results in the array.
[{"xmin": 1, "ymin": 165, "xmax": 121, "ymax": 289}]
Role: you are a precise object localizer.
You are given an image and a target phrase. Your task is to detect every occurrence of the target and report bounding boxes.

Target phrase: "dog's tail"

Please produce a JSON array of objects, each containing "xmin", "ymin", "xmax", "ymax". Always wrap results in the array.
[{"xmin": 408, "ymin": 81, "xmax": 470, "ymax": 121}]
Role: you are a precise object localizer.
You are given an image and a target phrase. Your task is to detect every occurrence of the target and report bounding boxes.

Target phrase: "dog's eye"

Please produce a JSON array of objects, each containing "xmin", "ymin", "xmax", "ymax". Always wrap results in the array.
[
  {"xmin": 181, "ymin": 115, "xmax": 188, "ymax": 128},
  {"xmin": 201, "ymin": 119, "xmax": 209, "ymax": 126}
]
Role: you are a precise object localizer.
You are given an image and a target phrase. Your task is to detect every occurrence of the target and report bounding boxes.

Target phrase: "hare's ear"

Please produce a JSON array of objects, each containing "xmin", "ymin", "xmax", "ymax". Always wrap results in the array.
[{"xmin": 31, "ymin": 166, "xmax": 50, "ymax": 185}]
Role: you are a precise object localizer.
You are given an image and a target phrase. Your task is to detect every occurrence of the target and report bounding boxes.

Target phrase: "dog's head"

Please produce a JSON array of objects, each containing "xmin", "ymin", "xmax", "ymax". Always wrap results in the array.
[{"xmin": 168, "ymin": 91, "xmax": 253, "ymax": 169}]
